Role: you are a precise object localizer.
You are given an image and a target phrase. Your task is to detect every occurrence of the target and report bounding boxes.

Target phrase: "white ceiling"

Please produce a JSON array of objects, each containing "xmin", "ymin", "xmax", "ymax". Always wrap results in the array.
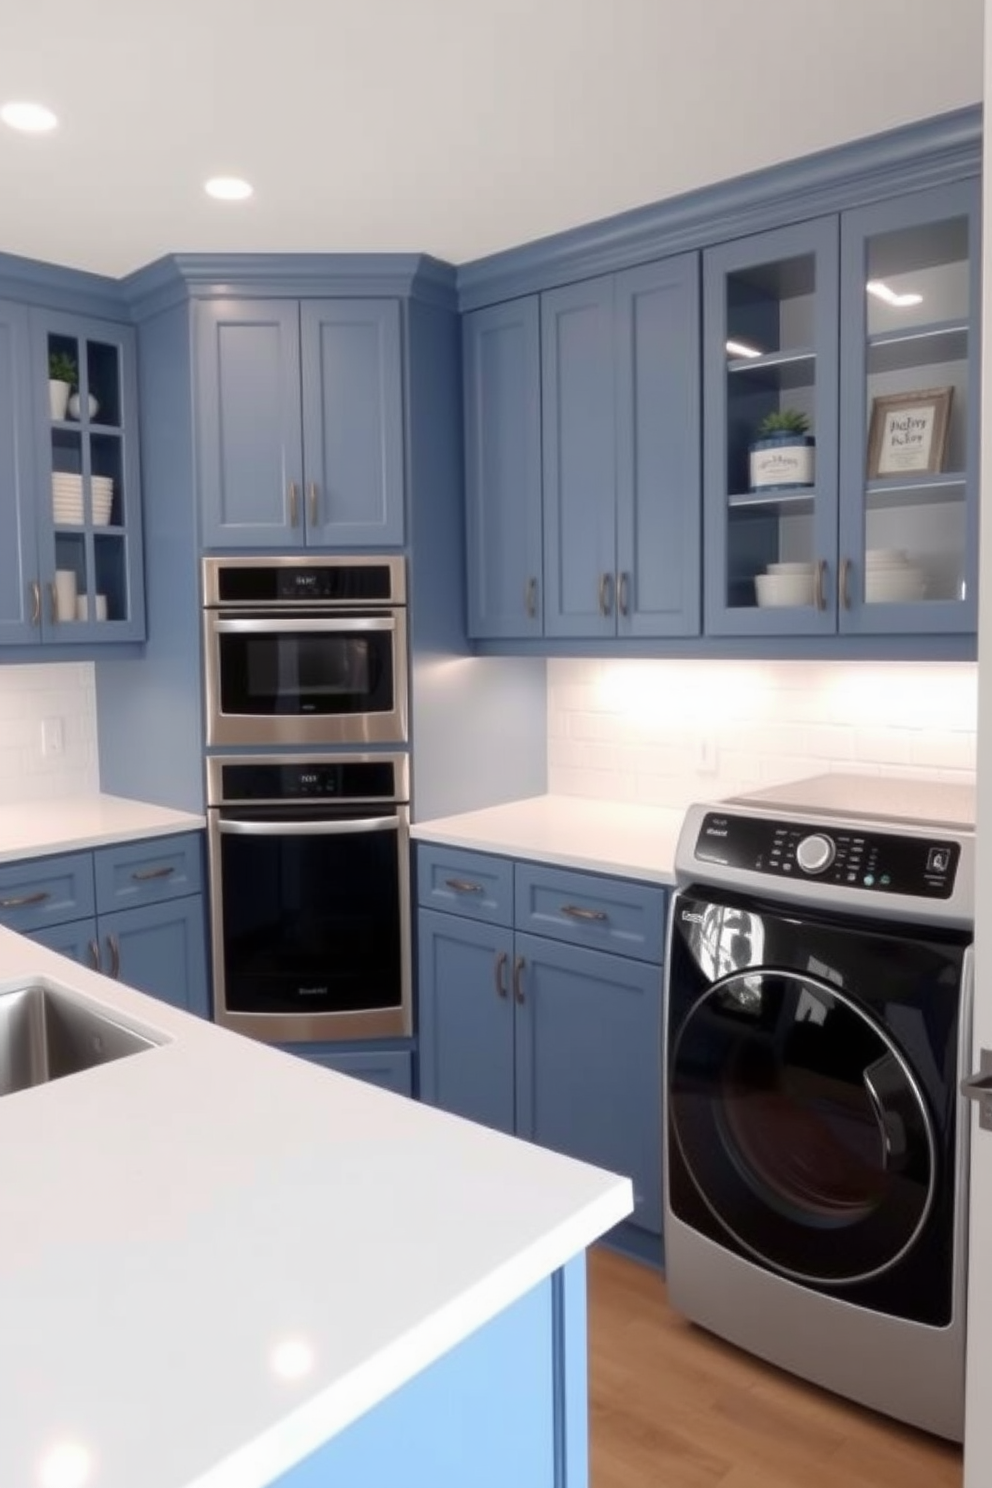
[{"xmin": 0, "ymin": 0, "xmax": 984, "ymax": 281}]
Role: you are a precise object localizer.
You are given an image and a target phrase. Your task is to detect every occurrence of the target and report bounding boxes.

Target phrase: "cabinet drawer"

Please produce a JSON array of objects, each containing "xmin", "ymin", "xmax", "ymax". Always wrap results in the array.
[
  {"xmin": 416, "ymin": 844, "xmax": 513, "ymax": 926},
  {"xmin": 514, "ymin": 864, "xmax": 665, "ymax": 963},
  {"xmin": 94, "ymin": 833, "xmax": 203, "ymax": 914},
  {"xmin": 284, "ymin": 1046, "xmax": 413, "ymax": 1098},
  {"xmin": 0, "ymin": 853, "xmax": 95, "ymax": 935}
]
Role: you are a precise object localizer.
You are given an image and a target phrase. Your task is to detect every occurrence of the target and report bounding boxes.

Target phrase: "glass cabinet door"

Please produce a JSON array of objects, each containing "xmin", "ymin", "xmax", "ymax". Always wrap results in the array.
[
  {"xmin": 33, "ymin": 311, "xmax": 145, "ymax": 642},
  {"xmin": 839, "ymin": 180, "xmax": 980, "ymax": 634},
  {"xmin": 703, "ymin": 218, "xmax": 839, "ymax": 635}
]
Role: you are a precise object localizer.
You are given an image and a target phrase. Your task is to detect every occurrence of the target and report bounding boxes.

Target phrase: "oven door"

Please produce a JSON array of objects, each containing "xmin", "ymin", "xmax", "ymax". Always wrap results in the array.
[
  {"xmin": 208, "ymin": 803, "xmax": 412, "ymax": 1042},
  {"xmin": 203, "ymin": 608, "xmax": 408, "ymax": 746}
]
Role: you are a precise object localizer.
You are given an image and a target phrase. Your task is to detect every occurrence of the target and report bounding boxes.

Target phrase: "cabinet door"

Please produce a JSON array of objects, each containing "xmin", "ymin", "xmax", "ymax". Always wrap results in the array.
[
  {"xmin": 300, "ymin": 300, "xmax": 404, "ymax": 547},
  {"xmin": 463, "ymin": 298, "xmax": 543, "ymax": 638},
  {"xmin": 31, "ymin": 309, "xmax": 147, "ymax": 642},
  {"xmin": 513, "ymin": 933, "xmax": 663, "ymax": 1233},
  {"xmin": 29, "ymin": 917, "xmax": 99, "ymax": 969},
  {"xmin": 542, "ymin": 276, "xmax": 617, "ymax": 637},
  {"xmin": 197, "ymin": 300, "xmax": 304, "ymax": 549},
  {"xmin": 703, "ymin": 217, "xmax": 840, "ymax": 637},
  {"xmin": 417, "ymin": 909, "xmax": 515, "ymax": 1134},
  {"xmin": 616, "ymin": 255, "xmax": 701, "ymax": 638},
  {"xmin": 287, "ymin": 1046, "xmax": 413, "ymax": 1097},
  {"xmin": 838, "ymin": 179, "xmax": 979, "ymax": 635},
  {"xmin": 99, "ymin": 896, "xmax": 210, "ymax": 1018},
  {"xmin": 0, "ymin": 300, "xmax": 39, "ymax": 645}
]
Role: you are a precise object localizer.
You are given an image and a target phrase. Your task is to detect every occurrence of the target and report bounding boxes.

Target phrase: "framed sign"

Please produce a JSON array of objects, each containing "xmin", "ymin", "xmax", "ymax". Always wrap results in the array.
[{"xmin": 867, "ymin": 387, "xmax": 953, "ymax": 479}]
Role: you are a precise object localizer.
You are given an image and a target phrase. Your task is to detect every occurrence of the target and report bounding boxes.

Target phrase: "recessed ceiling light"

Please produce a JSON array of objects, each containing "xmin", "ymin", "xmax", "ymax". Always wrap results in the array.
[
  {"xmin": 204, "ymin": 176, "xmax": 253, "ymax": 202},
  {"xmin": 1, "ymin": 100, "xmax": 58, "ymax": 133}
]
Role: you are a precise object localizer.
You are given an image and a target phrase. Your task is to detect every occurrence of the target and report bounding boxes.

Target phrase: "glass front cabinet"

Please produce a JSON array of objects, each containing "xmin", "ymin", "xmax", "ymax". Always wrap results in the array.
[
  {"xmin": 703, "ymin": 179, "xmax": 979, "ymax": 638},
  {"xmin": 31, "ymin": 310, "xmax": 146, "ymax": 643}
]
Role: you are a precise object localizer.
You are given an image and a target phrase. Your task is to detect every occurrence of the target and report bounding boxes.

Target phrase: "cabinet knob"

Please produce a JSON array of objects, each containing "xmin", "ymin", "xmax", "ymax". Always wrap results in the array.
[
  {"xmin": 494, "ymin": 949, "xmax": 509, "ymax": 1000},
  {"xmin": 512, "ymin": 954, "xmax": 525, "ymax": 1005},
  {"xmin": 598, "ymin": 572, "xmax": 614, "ymax": 617}
]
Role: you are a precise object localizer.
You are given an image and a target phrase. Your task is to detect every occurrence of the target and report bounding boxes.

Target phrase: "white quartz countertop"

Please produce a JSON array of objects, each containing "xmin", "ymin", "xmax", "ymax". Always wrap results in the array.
[
  {"xmin": 0, "ymin": 932, "xmax": 631, "ymax": 1488},
  {"xmin": 412, "ymin": 794, "xmax": 684, "ymax": 884},
  {"xmin": 0, "ymin": 793, "xmax": 205, "ymax": 863}
]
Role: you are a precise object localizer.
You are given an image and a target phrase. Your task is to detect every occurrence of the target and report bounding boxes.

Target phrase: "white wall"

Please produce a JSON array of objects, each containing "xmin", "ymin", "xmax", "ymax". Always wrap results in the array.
[
  {"xmin": 549, "ymin": 657, "xmax": 976, "ymax": 810},
  {"xmin": 0, "ymin": 663, "xmax": 98, "ymax": 803}
]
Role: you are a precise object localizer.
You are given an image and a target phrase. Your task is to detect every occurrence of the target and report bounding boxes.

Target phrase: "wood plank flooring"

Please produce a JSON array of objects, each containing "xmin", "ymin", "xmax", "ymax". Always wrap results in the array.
[{"xmin": 587, "ymin": 1247, "xmax": 962, "ymax": 1488}]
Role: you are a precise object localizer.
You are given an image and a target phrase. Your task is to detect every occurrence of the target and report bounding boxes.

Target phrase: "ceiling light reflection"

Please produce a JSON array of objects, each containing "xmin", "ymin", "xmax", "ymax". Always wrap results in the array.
[
  {"xmin": 270, "ymin": 1336, "xmax": 316, "ymax": 1380},
  {"xmin": 1, "ymin": 101, "xmax": 58, "ymax": 133},
  {"xmin": 38, "ymin": 1441, "xmax": 92, "ymax": 1488},
  {"xmin": 205, "ymin": 176, "xmax": 254, "ymax": 201},
  {"xmin": 866, "ymin": 279, "xmax": 923, "ymax": 308},
  {"xmin": 725, "ymin": 339, "xmax": 762, "ymax": 358}
]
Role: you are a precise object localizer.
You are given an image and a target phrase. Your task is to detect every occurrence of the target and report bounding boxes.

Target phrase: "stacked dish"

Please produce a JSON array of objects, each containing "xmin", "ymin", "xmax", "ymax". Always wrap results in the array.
[
  {"xmin": 864, "ymin": 549, "xmax": 925, "ymax": 604},
  {"xmin": 51, "ymin": 473, "xmax": 114, "ymax": 526},
  {"xmin": 754, "ymin": 560, "xmax": 815, "ymax": 607}
]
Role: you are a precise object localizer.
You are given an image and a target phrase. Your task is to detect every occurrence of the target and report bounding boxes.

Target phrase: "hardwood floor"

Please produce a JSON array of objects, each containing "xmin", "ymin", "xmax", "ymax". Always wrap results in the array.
[{"xmin": 587, "ymin": 1247, "xmax": 963, "ymax": 1488}]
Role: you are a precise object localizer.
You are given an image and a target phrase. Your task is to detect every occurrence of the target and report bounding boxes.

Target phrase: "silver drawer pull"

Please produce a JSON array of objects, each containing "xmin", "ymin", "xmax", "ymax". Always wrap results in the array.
[
  {"xmin": 0, "ymin": 889, "xmax": 51, "ymax": 909},
  {"xmin": 444, "ymin": 878, "xmax": 484, "ymax": 895},
  {"xmin": 560, "ymin": 903, "xmax": 609, "ymax": 922},
  {"xmin": 494, "ymin": 950, "xmax": 508, "ymax": 1000},
  {"xmin": 131, "ymin": 866, "xmax": 176, "ymax": 882}
]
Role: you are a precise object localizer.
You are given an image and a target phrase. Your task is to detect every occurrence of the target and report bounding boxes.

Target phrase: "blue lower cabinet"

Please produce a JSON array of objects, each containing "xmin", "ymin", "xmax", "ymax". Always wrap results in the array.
[
  {"xmin": 284, "ymin": 1045, "xmax": 414, "ymax": 1097},
  {"xmin": 97, "ymin": 897, "xmax": 209, "ymax": 1018},
  {"xmin": 30, "ymin": 917, "xmax": 99, "ymax": 967}
]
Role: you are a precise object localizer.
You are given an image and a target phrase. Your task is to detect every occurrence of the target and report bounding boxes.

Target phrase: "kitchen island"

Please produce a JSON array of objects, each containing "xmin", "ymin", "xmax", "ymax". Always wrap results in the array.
[{"xmin": 0, "ymin": 928, "xmax": 630, "ymax": 1488}]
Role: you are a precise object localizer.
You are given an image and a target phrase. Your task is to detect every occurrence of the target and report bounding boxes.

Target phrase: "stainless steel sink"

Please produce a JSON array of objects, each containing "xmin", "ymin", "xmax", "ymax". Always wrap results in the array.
[{"xmin": 0, "ymin": 982, "xmax": 161, "ymax": 1097}]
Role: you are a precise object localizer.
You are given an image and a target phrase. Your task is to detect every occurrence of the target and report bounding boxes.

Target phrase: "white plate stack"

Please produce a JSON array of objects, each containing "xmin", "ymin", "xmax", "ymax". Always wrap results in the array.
[
  {"xmin": 864, "ymin": 549, "xmax": 925, "ymax": 603},
  {"xmin": 754, "ymin": 560, "xmax": 815, "ymax": 607},
  {"xmin": 51, "ymin": 473, "xmax": 114, "ymax": 526}
]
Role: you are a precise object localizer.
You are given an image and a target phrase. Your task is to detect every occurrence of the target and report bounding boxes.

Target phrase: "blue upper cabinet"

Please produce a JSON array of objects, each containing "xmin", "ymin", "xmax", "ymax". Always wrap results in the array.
[
  {"xmin": 542, "ymin": 257, "xmax": 701, "ymax": 640},
  {"xmin": 0, "ymin": 301, "xmax": 39, "ymax": 645},
  {"xmin": 198, "ymin": 297, "xmax": 404, "ymax": 550},
  {"xmin": 703, "ymin": 217, "xmax": 840, "ymax": 637},
  {"xmin": 837, "ymin": 180, "xmax": 980, "ymax": 636},
  {"xmin": 463, "ymin": 297, "xmax": 543, "ymax": 639}
]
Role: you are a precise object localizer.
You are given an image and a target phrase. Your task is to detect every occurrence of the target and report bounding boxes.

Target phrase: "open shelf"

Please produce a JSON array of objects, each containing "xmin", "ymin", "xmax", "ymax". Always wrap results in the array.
[
  {"xmin": 864, "ymin": 472, "xmax": 966, "ymax": 509},
  {"xmin": 867, "ymin": 320, "xmax": 968, "ymax": 376},
  {"xmin": 729, "ymin": 485, "xmax": 817, "ymax": 510}
]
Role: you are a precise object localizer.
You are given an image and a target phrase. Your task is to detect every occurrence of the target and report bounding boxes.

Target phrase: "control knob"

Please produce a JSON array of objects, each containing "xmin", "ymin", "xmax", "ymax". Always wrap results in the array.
[{"xmin": 796, "ymin": 833, "xmax": 836, "ymax": 875}]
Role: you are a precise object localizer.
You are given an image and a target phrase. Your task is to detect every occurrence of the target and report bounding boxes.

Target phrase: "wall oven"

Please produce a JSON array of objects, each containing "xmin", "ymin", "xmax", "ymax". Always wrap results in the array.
[
  {"xmin": 203, "ymin": 555, "xmax": 408, "ymax": 748},
  {"xmin": 207, "ymin": 752, "xmax": 411, "ymax": 1043}
]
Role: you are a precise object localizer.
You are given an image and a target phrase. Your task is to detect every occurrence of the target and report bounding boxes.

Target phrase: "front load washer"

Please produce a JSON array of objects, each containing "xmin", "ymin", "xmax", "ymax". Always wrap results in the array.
[{"xmin": 664, "ymin": 773, "xmax": 975, "ymax": 1441}]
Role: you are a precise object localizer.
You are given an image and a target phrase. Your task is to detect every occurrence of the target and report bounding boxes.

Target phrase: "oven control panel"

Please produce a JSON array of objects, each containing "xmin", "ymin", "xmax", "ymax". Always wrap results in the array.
[{"xmin": 695, "ymin": 812, "xmax": 960, "ymax": 898}]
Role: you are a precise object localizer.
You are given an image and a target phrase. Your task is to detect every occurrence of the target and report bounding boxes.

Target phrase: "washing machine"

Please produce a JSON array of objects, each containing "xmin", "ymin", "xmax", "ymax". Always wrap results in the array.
[{"xmin": 664, "ymin": 773, "xmax": 975, "ymax": 1441}]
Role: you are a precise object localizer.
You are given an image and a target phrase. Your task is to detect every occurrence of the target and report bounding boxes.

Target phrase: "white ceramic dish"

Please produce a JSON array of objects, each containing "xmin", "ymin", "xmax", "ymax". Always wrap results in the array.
[
  {"xmin": 865, "ymin": 548, "xmax": 910, "ymax": 567},
  {"xmin": 865, "ymin": 566, "xmax": 925, "ymax": 603},
  {"xmin": 755, "ymin": 572, "xmax": 815, "ymax": 607},
  {"xmin": 765, "ymin": 561, "xmax": 814, "ymax": 575}
]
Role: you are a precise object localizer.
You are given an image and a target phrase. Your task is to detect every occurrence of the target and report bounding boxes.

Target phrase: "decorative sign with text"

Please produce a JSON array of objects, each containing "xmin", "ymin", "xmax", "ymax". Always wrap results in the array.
[{"xmin": 867, "ymin": 387, "xmax": 953, "ymax": 479}]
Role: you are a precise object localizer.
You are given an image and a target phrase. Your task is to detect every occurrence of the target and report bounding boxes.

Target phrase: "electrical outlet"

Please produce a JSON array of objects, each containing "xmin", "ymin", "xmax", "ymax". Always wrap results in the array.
[
  {"xmin": 697, "ymin": 736, "xmax": 718, "ymax": 775},
  {"xmin": 41, "ymin": 716, "xmax": 64, "ymax": 758}
]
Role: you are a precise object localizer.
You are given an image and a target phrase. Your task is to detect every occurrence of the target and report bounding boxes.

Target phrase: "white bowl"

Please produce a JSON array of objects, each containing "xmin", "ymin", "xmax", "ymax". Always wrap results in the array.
[
  {"xmin": 865, "ymin": 547, "xmax": 909, "ymax": 568},
  {"xmin": 865, "ymin": 566, "xmax": 925, "ymax": 603},
  {"xmin": 755, "ymin": 572, "xmax": 815, "ymax": 607},
  {"xmin": 765, "ymin": 561, "xmax": 814, "ymax": 575}
]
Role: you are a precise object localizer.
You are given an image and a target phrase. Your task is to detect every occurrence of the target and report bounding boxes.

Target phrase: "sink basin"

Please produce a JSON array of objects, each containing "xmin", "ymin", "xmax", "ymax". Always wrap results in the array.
[{"xmin": 0, "ymin": 982, "xmax": 162, "ymax": 1098}]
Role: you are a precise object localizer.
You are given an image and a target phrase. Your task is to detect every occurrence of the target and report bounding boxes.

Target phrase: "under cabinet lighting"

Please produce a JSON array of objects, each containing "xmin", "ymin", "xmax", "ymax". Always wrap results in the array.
[
  {"xmin": 1, "ymin": 100, "xmax": 58, "ymax": 133},
  {"xmin": 726, "ymin": 339, "xmax": 762, "ymax": 359},
  {"xmin": 205, "ymin": 175, "xmax": 254, "ymax": 201},
  {"xmin": 866, "ymin": 279, "xmax": 923, "ymax": 308}
]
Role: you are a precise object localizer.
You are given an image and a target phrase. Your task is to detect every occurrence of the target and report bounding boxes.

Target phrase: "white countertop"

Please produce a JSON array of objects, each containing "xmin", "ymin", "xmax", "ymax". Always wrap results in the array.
[
  {"xmin": 412, "ymin": 794, "xmax": 683, "ymax": 884},
  {"xmin": 0, "ymin": 794, "xmax": 205, "ymax": 863},
  {"xmin": 0, "ymin": 932, "xmax": 631, "ymax": 1488}
]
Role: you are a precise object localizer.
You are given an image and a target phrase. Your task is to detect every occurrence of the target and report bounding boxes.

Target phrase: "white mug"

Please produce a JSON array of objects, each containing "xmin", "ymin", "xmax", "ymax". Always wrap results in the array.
[{"xmin": 54, "ymin": 569, "xmax": 78, "ymax": 621}]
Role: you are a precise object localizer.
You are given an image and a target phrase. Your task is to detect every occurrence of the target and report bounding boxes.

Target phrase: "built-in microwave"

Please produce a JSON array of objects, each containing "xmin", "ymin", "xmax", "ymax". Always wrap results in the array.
[{"xmin": 202, "ymin": 555, "xmax": 408, "ymax": 747}]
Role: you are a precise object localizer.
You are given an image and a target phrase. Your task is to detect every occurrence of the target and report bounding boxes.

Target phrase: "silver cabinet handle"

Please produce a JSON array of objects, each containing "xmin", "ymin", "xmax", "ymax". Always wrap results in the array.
[
  {"xmin": 512, "ymin": 954, "xmax": 525, "ymax": 1005},
  {"xmin": 89, "ymin": 939, "xmax": 101, "ymax": 971},
  {"xmin": 494, "ymin": 950, "xmax": 508, "ymax": 1000},
  {"xmin": 525, "ymin": 576, "xmax": 538, "ymax": 620},
  {"xmin": 288, "ymin": 482, "xmax": 299, "ymax": 526},
  {"xmin": 308, "ymin": 481, "xmax": 318, "ymax": 526},
  {"xmin": 107, "ymin": 933, "xmax": 121, "ymax": 980},
  {"xmin": 49, "ymin": 581, "xmax": 59, "ymax": 624},
  {"xmin": 560, "ymin": 903, "xmax": 609, "ymax": 923},
  {"xmin": 444, "ymin": 877, "xmax": 483, "ymax": 895},
  {"xmin": 840, "ymin": 557, "xmax": 852, "ymax": 610},
  {"xmin": 30, "ymin": 580, "xmax": 41, "ymax": 626},
  {"xmin": 617, "ymin": 572, "xmax": 630, "ymax": 617},
  {"xmin": 131, "ymin": 865, "xmax": 175, "ymax": 882},
  {"xmin": 815, "ymin": 559, "xmax": 827, "ymax": 612},
  {"xmin": 598, "ymin": 572, "xmax": 614, "ymax": 617},
  {"xmin": 0, "ymin": 889, "xmax": 51, "ymax": 909},
  {"xmin": 219, "ymin": 815, "xmax": 398, "ymax": 838}
]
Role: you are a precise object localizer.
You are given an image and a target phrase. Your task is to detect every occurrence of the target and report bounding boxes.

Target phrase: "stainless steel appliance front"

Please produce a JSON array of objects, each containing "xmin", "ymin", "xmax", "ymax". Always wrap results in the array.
[
  {"xmin": 207, "ymin": 752, "xmax": 411, "ymax": 1043},
  {"xmin": 202, "ymin": 555, "xmax": 408, "ymax": 748}
]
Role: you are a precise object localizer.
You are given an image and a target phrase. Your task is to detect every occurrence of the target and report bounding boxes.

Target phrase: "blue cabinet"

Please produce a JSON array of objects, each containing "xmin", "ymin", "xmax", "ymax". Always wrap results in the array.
[
  {"xmin": 463, "ymin": 297, "xmax": 543, "ymax": 638},
  {"xmin": 7, "ymin": 832, "xmax": 210, "ymax": 1019},
  {"xmin": 198, "ymin": 298, "xmax": 404, "ymax": 550},
  {"xmin": 0, "ymin": 300, "xmax": 39, "ymax": 645},
  {"xmin": 282, "ymin": 1044, "xmax": 414, "ymax": 1097},
  {"xmin": 417, "ymin": 844, "xmax": 664, "ymax": 1237}
]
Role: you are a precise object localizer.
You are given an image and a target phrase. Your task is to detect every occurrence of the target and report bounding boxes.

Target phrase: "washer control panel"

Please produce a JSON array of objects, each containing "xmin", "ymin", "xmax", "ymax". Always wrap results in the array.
[{"xmin": 695, "ymin": 812, "xmax": 960, "ymax": 898}]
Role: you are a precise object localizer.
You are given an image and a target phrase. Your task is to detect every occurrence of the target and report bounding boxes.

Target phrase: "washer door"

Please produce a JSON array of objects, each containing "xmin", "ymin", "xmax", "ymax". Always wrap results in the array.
[{"xmin": 669, "ymin": 969, "xmax": 936, "ymax": 1285}]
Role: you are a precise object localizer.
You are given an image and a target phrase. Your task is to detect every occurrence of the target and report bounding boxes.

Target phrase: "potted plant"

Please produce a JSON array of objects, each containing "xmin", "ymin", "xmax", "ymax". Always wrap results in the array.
[
  {"xmin": 48, "ymin": 350, "xmax": 77, "ymax": 421},
  {"xmin": 749, "ymin": 408, "xmax": 815, "ymax": 491}
]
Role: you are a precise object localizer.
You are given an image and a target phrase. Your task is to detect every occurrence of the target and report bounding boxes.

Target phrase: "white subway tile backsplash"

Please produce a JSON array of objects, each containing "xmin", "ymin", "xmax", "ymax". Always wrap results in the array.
[
  {"xmin": 0, "ymin": 664, "xmax": 98, "ymax": 803},
  {"xmin": 548, "ymin": 658, "xmax": 977, "ymax": 807}
]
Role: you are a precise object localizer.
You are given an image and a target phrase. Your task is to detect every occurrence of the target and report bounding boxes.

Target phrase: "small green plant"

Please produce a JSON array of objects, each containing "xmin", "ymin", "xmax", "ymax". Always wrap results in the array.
[
  {"xmin": 757, "ymin": 408, "xmax": 810, "ymax": 438},
  {"xmin": 48, "ymin": 350, "xmax": 77, "ymax": 386}
]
